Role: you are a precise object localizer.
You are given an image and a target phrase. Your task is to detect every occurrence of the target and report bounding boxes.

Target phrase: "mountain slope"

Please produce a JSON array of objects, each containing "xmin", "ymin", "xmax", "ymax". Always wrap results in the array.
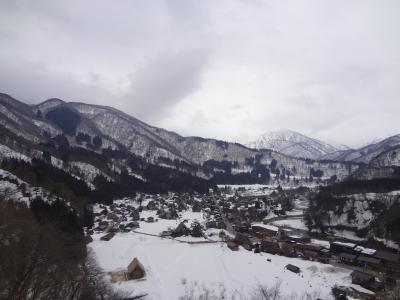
[
  {"xmin": 322, "ymin": 134, "xmax": 400, "ymax": 163},
  {"xmin": 0, "ymin": 93, "xmax": 360, "ymax": 187},
  {"xmin": 247, "ymin": 130, "xmax": 347, "ymax": 160}
]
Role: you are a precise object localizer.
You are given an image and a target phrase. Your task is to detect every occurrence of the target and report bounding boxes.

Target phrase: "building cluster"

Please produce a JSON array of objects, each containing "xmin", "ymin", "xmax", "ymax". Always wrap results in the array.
[{"xmin": 87, "ymin": 189, "xmax": 399, "ymax": 296}]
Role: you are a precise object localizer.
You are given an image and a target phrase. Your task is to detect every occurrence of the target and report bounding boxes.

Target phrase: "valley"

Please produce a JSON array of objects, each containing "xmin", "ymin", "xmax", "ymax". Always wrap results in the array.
[{"xmin": 1, "ymin": 93, "xmax": 400, "ymax": 300}]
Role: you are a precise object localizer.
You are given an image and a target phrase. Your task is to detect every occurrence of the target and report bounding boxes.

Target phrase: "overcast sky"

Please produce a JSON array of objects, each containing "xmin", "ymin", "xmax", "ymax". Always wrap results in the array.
[{"xmin": 1, "ymin": 0, "xmax": 399, "ymax": 147}]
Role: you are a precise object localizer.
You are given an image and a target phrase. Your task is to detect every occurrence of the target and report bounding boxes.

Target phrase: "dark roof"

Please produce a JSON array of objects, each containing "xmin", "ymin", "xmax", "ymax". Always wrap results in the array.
[
  {"xmin": 374, "ymin": 250, "xmax": 399, "ymax": 262},
  {"xmin": 357, "ymin": 256, "xmax": 381, "ymax": 265},
  {"xmin": 351, "ymin": 270, "xmax": 374, "ymax": 281},
  {"xmin": 368, "ymin": 280, "xmax": 384, "ymax": 292},
  {"xmin": 285, "ymin": 264, "xmax": 300, "ymax": 272}
]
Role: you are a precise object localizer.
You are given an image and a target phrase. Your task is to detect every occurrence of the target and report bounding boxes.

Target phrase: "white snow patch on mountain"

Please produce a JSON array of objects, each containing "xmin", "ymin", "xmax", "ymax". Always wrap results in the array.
[{"xmin": 247, "ymin": 130, "xmax": 348, "ymax": 160}]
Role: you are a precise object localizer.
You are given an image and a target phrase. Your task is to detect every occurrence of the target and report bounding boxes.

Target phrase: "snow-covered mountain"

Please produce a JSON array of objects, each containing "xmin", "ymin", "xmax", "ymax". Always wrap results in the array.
[
  {"xmin": 247, "ymin": 130, "xmax": 348, "ymax": 160},
  {"xmin": 322, "ymin": 134, "xmax": 400, "ymax": 163},
  {"xmin": 0, "ymin": 93, "xmax": 361, "ymax": 186}
]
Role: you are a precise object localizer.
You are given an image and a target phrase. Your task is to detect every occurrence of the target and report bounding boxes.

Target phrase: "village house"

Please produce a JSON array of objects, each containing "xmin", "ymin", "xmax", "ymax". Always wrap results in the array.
[
  {"xmin": 373, "ymin": 250, "xmax": 399, "ymax": 264},
  {"xmin": 288, "ymin": 234, "xmax": 311, "ymax": 244},
  {"xmin": 172, "ymin": 221, "xmax": 191, "ymax": 237},
  {"xmin": 302, "ymin": 249, "xmax": 319, "ymax": 261},
  {"xmin": 146, "ymin": 200, "xmax": 157, "ymax": 210},
  {"xmin": 127, "ymin": 258, "xmax": 146, "ymax": 280},
  {"xmin": 261, "ymin": 239, "xmax": 281, "ymax": 255},
  {"xmin": 252, "ymin": 224, "xmax": 278, "ymax": 239},
  {"xmin": 280, "ymin": 242, "xmax": 296, "ymax": 257},
  {"xmin": 356, "ymin": 256, "xmax": 381, "ymax": 270},
  {"xmin": 330, "ymin": 241, "xmax": 357, "ymax": 255},
  {"xmin": 275, "ymin": 228, "xmax": 290, "ymax": 242},
  {"xmin": 339, "ymin": 253, "xmax": 357, "ymax": 265},
  {"xmin": 354, "ymin": 245, "xmax": 376, "ymax": 257},
  {"xmin": 350, "ymin": 270, "xmax": 383, "ymax": 292},
  {"xmin": 233, "ymin": 232, "xmax": 258, "ymax": 250},
  {"xmin": 350, "ymin": 270, "xmax": 374, "ymax": 286}
]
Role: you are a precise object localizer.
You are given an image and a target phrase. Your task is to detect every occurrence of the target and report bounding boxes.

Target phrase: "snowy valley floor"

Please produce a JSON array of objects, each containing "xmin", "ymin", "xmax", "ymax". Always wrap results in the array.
[{"xmin": 89, "ymin": 230, "xmax": 365, "ymax": 299}]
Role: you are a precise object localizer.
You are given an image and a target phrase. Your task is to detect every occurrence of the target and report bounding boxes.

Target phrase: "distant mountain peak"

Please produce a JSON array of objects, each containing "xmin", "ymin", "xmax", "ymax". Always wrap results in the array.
[{"xmin": 247, "ymin": 129, "xmax": 347, "ymax": 159}]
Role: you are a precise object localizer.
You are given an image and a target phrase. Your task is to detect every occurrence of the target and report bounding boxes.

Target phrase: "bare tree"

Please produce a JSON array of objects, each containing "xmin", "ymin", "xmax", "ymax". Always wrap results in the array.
[
  {"xmin": 0, "ymin": 196, "xmax": 130, "ymax": 300},
  {"xmin": 250, "ymin": 281, "xmax": 282, "ymax": 300}
]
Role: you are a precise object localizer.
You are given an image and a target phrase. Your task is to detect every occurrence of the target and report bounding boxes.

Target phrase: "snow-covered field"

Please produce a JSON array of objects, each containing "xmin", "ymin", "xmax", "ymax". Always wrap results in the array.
[{"xmin": 88, "ymin": 213, "xmax": 365, "ymax": 300}]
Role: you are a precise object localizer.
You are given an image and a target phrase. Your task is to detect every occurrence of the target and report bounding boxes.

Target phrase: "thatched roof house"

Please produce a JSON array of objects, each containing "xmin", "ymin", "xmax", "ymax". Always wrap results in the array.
[
  {"xmin": 172, "ymin": 221, "xmax": 190, "ymax": 237},
  {"xmin": 127, "ymin": 258, "xmax": 146, "ymax": 280}
]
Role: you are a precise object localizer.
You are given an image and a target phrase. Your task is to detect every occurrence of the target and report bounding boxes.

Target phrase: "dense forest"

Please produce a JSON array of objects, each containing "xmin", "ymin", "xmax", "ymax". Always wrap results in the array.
[{"xmin": 305, "ymin": 177, "xmax": 400, "ymax": 242}]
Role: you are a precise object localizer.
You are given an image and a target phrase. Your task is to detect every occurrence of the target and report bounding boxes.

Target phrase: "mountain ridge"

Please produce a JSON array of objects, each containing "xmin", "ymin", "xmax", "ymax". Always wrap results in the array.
[{"xmin": 247, "ymin": 129, "xmax": 348, "ymax": 160}]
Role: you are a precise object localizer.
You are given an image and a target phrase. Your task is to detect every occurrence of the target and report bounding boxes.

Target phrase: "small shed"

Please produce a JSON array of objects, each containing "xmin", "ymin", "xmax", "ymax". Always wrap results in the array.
[
  {"xmin": 100, "ymin": 232, "xmax": 115, "ymax": 241},
  {"xmin": 285, "ymin": 264, "xmax": 300, "ymax": 273},
  {"xmin": 127, "ymin": 258, "xmax": 146, "ymax": 280}
]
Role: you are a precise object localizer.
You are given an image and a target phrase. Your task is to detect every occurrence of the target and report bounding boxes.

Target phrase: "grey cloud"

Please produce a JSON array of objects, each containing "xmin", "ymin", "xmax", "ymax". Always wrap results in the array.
[
  {"xmin": 123, "ymin": 49, "xmax": 208, "ymax": 121},
  {"xmin": 0, "ymin": 0, "xmax": 400, "ymax": 147},
  {"xmin": 0, "ymin": 54, "xmax": 113, "ymax": 105}
]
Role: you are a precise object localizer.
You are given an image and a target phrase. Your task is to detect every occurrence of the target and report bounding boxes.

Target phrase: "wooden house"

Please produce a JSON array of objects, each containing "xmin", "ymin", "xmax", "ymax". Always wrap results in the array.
[
  {"xmin": 330, "ymin": 241, "xmax": 357, "ymax": 255},
  {"xmin": 252, "ymin": 225, "xmax": 277, "ymax": 238},
  {"xmin": 339, "ymin": 253, "xmax": 357, "ymax": 265},
  {"xmin": 373, "ymin": 250, "xmax": 399, "ymax": 264},
  {"xmin": 276, "ymin": 228, "xmax": 290, "ymax": 242},
  {"xmin": 350, "ymin": 270, "xmax": 374, "ymax": 286},
  {"xmin": 280, "ymin": 242, "xmax": 296, "ymax": 257},
  {"xmin": 356, "ymin": 256, "xmax": 381, "ymax": 270},
  {"xmin": 233, "ymin": 233, "xmax": 257, "ymax": 250},
  {"xmin": 302, "ymin": 249, "xmax": 319, "ymax": 261},
  {"xmin": 261, "ymin": 239, "xmax": 280, "ymax": 255}
]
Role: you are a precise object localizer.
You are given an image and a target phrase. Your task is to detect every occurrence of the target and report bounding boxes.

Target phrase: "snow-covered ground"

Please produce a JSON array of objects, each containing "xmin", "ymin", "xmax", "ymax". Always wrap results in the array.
[
  {"xmin": 87, "ymin": 186, "xmax": 387, "ymax": 299},
  {"xmin": 88, "ymin": 196, "xmax": 369, "ymax": 300},
  {"xmin": 271, "ymin": 219, "xmax": 308, "ymax": 231},
  {"xmin": 89, "ymin": 232, "xmax": 358, "ymax": 300},
  {"xmin": 136, "ymin": 210, "xmax": 206, "ymax": 237}
]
